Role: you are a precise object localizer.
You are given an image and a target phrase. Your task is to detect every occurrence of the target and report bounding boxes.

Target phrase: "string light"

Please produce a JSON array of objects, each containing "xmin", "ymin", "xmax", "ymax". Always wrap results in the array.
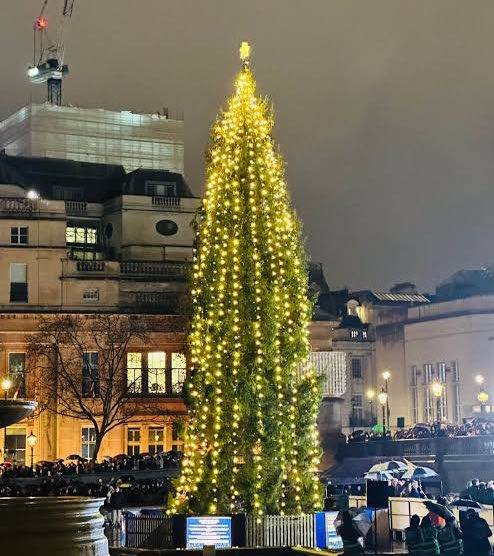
[{"xmin": 169, "ymin": 43, "xmax": 322, "ymax": 516}]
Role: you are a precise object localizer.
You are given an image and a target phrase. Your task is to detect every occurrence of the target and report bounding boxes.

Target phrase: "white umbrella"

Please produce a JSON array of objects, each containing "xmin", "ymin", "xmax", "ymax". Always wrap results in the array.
[
  {"xmin": 367, "ymin": 460, "xmax": 409, "ymax": 474},
  {"xmin": 401, "ymin": 466, "xmax": 438, "ymax": 479},
  {"xmin": 364, "ymin": 470, "xmax": 394, "ymax": 481}
]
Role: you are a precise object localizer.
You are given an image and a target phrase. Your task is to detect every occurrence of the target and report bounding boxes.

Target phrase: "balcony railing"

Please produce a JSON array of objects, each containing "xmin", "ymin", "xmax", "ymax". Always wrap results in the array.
[
  {"xmin": 76, "ymin": 261, "xmax": 106, "ymax": 272},
  {"xmin": 120, "ymin": 261, "xmax": 189, "ymax": 278},
  {"xmin": 0, "ymin": 198, "xmax": 36, "ymax": 214},
  {"xmin": 65, "ymin": 200, "xmax": 87, "ymax": 215},
  {"xmin": 152, "ymin": 196, "xmax": 181, "ymax": 209},
  {"xmin": 120, "ymin": 292, "xmax": 181, "ymax": 314}
]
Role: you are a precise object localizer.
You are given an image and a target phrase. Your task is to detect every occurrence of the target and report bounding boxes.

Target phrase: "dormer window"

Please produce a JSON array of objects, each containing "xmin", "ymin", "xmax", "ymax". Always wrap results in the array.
[
  {"xmin": 350, "ymin": 329, "xmax": 359, "ymax": 339},
  {"xmin": 145, "ymin": 181, "xmax": 176, "ymax": 197}
]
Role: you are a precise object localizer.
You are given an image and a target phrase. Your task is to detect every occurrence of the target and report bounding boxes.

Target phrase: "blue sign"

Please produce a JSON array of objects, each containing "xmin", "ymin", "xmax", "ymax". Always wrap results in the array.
[
  {"xmin": 315, "ymin": 511, "xmax": 343, "ymax": 550},
  {"xmin": 186, "ymin": 516, "xmax": 232, "ymax": 549}
]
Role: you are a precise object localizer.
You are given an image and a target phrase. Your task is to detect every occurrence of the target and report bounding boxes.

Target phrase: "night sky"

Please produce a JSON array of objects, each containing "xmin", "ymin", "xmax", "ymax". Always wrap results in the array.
[{"xmin": 2, "ymin": 1, "xmax": 494, "ymax": 292}]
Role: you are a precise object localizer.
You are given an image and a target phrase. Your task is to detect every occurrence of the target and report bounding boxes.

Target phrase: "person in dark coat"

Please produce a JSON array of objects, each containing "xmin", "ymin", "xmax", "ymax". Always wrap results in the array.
[
  {"xmin": 336, "ymin": 510, "xmax": 363, "ymax": 554},
  {"xmin": 109, "ymin": 485, "xmax": 125, "ymax": 528},
  {"xmin": 436, "ymin": 516, "xmax": 463, "ymax": 555},
  {"xmin": 405, "ymin": 514, "xmax": 425, "ymax": 555},
  {"xmin": 462, "ymin": 508, "xmax": 492, "ymax": 555},
  {"xmin": 420, "ymin": 515, "xmax": 440, "ymax": 555}
]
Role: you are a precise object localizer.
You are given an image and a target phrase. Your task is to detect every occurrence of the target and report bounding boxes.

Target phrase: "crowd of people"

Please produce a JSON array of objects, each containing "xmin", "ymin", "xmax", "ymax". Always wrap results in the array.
[
  {"xmin": 0, "ymin": 450, "xmax": 181, "ymax": 479},
  {"xmin": 347, "ymin": 419, "xmax": 494, "ymax": 443}
]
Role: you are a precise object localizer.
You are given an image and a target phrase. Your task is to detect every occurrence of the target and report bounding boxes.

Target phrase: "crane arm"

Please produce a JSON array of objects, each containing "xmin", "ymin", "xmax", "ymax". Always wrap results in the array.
[{"xmin": 55, "ymin": 0, "xmax": 76, "ymax": 69}]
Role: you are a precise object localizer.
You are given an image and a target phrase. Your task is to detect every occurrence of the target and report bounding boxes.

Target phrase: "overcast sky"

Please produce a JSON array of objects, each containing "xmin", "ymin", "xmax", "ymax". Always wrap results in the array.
[{"xmin": 2, "ymin": 1, "xmax": 494, "ymax": 292}]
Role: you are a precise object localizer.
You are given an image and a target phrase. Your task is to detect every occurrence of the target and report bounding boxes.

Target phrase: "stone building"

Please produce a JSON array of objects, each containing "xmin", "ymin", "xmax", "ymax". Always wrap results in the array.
[{"xmin": 0, "ymin": 153, "xmax": 200, "ymax": 463}]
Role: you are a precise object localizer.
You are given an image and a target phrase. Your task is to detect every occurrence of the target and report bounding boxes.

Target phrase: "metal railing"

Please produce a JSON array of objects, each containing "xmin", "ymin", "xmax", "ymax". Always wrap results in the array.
[
  {"xmin": 65, "ymin": 200, "xmax": 87, "ymax": 215},
  {"xmin": 124, "ymin": 515, "xmax": 173, "ymax": 549},
  {"xmin": 152, "ymin": 196, "xmax": 181, "ymax": 208},
  {"xmin": 76, "ymin": 260, "xmax": 106, "ymax": 272},
  {"xmin": 120, "ymin": 261, "xmax": 188, "ymax": 277}
]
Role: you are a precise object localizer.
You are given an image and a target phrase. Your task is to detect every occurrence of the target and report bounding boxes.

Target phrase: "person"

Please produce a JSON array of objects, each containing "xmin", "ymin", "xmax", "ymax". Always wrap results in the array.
[
  {"xmin": 462, "ymin": 508, "xmax": 492, "ymax": 555},
  {"xmin": 405, "ymin": 514, "xmax": 425, "ymax": 555},
  {"xmin": 335, "ymin": 510, "xmax": 363, "ymax": 554},
  {"xmin": 436, "ymin": 516, "xmax": 463, "ymax": 555},
  {"xmin": 420, "ymin": 515, "xmax": 440, "ymax": 555},
  {"xmin": 109, "ymin": 484, "xmax": 125, "ymax": 528}
]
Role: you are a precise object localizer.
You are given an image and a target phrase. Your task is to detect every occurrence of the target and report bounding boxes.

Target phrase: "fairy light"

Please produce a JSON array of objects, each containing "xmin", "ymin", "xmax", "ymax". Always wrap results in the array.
[{"xmin": 169, "ymin": 43, "xmax": 322, "ymax": 516}]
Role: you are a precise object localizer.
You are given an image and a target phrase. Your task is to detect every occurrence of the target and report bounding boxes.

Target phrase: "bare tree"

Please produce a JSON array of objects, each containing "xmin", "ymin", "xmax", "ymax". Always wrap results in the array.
[{"xmin": 27, "ymin": 314, "xmax": 150, "ymax": 462}]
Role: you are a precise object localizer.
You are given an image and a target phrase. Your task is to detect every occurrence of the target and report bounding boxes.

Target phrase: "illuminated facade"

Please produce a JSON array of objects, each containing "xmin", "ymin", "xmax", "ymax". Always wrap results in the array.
[{"xmin": 0, "ymin": 153, "xmax": 199, "ymax": 464}]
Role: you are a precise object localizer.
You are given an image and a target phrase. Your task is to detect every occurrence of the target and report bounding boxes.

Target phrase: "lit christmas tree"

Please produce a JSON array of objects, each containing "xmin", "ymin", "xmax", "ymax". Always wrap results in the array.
[{"xmin": 169, "ymin": 43, "xmax": 322, "ymax": 516}]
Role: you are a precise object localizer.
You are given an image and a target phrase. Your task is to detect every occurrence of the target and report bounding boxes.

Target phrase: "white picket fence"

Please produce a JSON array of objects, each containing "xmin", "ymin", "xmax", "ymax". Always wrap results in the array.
[{"xmin": 246, "ymin": 514, "xmax": 316, "ymax": 548}]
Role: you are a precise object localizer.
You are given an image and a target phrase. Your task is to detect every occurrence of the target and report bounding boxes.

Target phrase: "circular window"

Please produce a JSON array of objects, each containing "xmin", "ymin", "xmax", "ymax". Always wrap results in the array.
[
  {"xmin": 104, "ymin": 223, "xmax": 113, "ymax": 239},
  {"xmin": 156, "ymin": 219, "xmax": 178, "ymax": 236}
]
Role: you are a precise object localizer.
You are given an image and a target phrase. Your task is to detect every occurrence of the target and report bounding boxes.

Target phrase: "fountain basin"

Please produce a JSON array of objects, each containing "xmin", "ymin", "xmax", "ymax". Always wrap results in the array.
[
  {"xmin": 0, "ymin": 497, "xmax": 109, "ymax": 555},
  {"xmin": 0, "ymin": 398, "xmax": 37, "ymax": 427}
]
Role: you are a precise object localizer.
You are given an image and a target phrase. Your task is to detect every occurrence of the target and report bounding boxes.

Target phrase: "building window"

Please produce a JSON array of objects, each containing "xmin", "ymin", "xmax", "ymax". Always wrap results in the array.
[
  {"xmin": 66, "ymin": 225, "xmax": 98, "ymax": 245},
  {"xmin": 9, "ymin": 263, "xmax": 28, "ymax": 302},
  {"xmin": 10, "ymin": 227, "xmax": 28, "ymax": 245},
  {"xmin": 171, "ymin": 353, "xmax": 187, "ymax": 394},
  {"xmin": 350, "ymin": 395, "xmax": 363, "ymax": 426},
  {"xmin": 53, "ymin": 185, "xmax": 83, "ymax": 200},
  {"xmin": 423, "ymin": 364, "xmax": 434, "ymax": 385},
  {"xmin": 127, "ymin": 353, "xmax": 142, "ymax": 394},
  {"xmin": 127, "ymin": 427, "xmax": 141, "ymax": 457},
  {"xmin": 81, "ymin": 427, "xmax": 96, "ymax": 460},
  {"xmin": 5, "ymin": 428, "xmax": 26, "ymax": 464},
  {"xmin": 82, "ymin": 289, "xmax": 99, "ymax": 301},
  {"xmin": 145, "ymin": 181, "xmax": 177, "ymax": 197},
  {"xmin": 351, "ymin": 358, "xmax": 362, "ymax": 379},
  {"xmin": 9, "ymin": 353, "xmax": 26, "ymax": 398},
  {"xmin": 172, "ymin": 421, "xmax": 183, "ymax": 452},
  {"xmin": 82, "ymin": 352, "xmax": 99, "ymax": 397},
  {"xmin": 148, "ymin": 427, "xmax": 164, "ymax": 455},
  {"xmin": 148, "ymin": 352, "xmax": 166, "ymax": 394},
  {"xmin": 437, "ymin": 362, "xmax": 446, "ymax": 383},
  {"xmin": 362, "ymin": 330, "xmax": 368, "ymax": 340},
  {"xmin": 350, "ymin": 329, "xmax": 359, "ymax": 339}
]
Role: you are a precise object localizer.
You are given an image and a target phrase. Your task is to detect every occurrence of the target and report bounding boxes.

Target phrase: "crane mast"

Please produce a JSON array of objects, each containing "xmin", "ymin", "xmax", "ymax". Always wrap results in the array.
[{"xmin": 27, "ymin": 0, "xmax": 76, "ymax": 106}]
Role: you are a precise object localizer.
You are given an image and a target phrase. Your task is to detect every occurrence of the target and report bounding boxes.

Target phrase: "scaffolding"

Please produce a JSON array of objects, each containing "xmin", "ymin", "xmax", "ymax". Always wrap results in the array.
[{"xmin": 0, "ymin": 103, "xmax": 184, "ymax": 174}]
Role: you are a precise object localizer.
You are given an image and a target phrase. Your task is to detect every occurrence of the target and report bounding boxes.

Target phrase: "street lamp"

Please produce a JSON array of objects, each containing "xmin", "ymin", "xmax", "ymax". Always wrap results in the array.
[
  {"xmin": 475, "ymin": 374, "xmax": 485, "ymax": 386},
  {"xmin": 382, "ymin": 370, "xmax": 391, "ymax": 430},
  {"xmin": 478, "ymin": 390, "xmax": 489, "ymax": 414},
  {"xmin": 377, "ymin": 389, "xmax": 388, "ymax": 438},
  {"xmin": 27, "ymin": 431, "xmax": 37, "ymax": 469},
  {"xmin": 366, "ymin": 388, "xmax": 375, "ymax": 425},
  {"xmin": 430, "ymin": 381, "xmax": 443, "ymax": 424},
  {"xmin": 1, "ymin": 377, "xmax": 12, "ymax": 400}
]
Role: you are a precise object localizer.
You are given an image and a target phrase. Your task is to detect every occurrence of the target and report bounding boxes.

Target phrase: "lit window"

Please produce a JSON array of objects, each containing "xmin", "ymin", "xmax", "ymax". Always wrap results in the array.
[
  {"xmin": 10, "ymin": 263, "xmax": 28, "ymax": 303},
  {"xmin": 127, "ymin": 353, "xmax": 142, "ymax": 393},
  {"xmin": 148, "ymin": 352, "xmax": 166, "ymax": 394},
  {"xmin": 362, "ymin": 330, "xmax": 368, "ymax": 339},
  {"xmin": 148, "ymin": 427, "xmax": 164, "ymax": 455},
  {"xmin": 66, "ymin": 226, "xmax": 98, "ymax": 245},
  {"xmin": 171, "ymin": 352, "xmax": 187, "ymax": 394},
  {"xmin": 82, "ymin": 352, "xmax": 99, "ymax": 397},
  {"xmin": 127, "ymin": 427, "xmax": 141, "ymax": 457},
  {"xmin": 9, "ymin": 353, "xmax": 26, "ymax": 398},
  {"xmin": 10, "ymin": 227, "xmax": 28, "ymax": 245},
  {"xmin": 350, "ymin": 329, "xmax": 358, "ymax": 339},
  {"xmin": 81, "ymin": 427, "xmax": 96, "ymax": 459}
]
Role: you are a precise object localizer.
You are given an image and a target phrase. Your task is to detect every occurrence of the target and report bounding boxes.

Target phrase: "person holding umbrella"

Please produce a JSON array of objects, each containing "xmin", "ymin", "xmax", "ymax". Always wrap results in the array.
[
  {"xmin": 436, "ymin": 516, "xmax": 463, "ymax": 556},
  {"xmin": 335, "ymin": 510, "xmax": 364, "ymax": 554},
  {"xmin": 462, "ymin": 508, "xmax": 492, "ymax": 555}
]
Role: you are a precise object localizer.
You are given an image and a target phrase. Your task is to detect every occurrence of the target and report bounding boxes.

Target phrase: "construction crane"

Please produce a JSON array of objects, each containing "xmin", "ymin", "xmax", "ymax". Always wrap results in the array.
[{"xmin": 27, "ymin": 0, "xmax": 76, "ymax": 105}]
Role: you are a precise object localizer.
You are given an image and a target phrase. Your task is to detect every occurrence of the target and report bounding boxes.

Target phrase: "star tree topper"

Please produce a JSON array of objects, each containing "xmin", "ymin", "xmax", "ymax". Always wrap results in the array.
[{"xmin": 239, "ymin": 41, "xmax": 251, "ymax": 66}]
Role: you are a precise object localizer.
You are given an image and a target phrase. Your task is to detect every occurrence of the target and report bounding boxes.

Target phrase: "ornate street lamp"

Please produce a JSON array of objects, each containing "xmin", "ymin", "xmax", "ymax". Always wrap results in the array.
[
  {"xmin": 478, "ymin": 390, "xmax": 489, "ymax": 414},
  {"xmin": 430, "ymin": 380, "xmax": 443, "ymax": 424},
  {"xmin": 1, "ymin": 377, "xmax": 12, "ymax": 400},
  {"xmin": 27, "ymin": 431, "xmax": 37, "ymax": 469},
  {"xmin": 377, "ymin": 389, "xmax": 388, "ymax": 439},
  {"xmin": 366, "ymin": 388, "xmax": 375, "ymax": 425}
]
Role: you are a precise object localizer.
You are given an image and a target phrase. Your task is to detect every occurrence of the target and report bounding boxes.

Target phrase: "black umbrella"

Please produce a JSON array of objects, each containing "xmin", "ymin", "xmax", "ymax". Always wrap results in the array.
[
  {"xmin": 424, "ymin": 500, "xmax": 455, "ymax": 520},
  {"xmin": 450, "ymin": 499, "xmax": 482, "ymax": 509}
]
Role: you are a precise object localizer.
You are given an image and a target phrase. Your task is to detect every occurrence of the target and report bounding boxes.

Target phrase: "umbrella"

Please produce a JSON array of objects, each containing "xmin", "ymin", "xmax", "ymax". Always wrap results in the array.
[
  {"xmin": 368, "ymin": 460, "xmax": 409, "ymax": 474},
  {"xmin": 402, "ymin": 466, "xmax": 438, "ymax": 479},
  {"xmin": 424, "ymin": 500, "xmax": 455, "ymax": 521},
  {"xmin": 372, "ymin": 423, "xmax": 384, "ymax": 433},
  {"xmin": 364, "ymin": 470, "xmax": 394, "ymax": 481},
  {"xmin": 352, "ymin": 508, "xmax": 372, "ymax": 537},
  {"xmin": 450, "ymin": 499, "xmax": 482, "ymax": 509}
]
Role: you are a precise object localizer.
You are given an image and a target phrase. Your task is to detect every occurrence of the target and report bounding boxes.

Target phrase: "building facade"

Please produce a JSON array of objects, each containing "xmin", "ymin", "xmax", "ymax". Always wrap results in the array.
[{"xmin": 0, "ymin": 153, "xmax": 200, "ymax": 464}]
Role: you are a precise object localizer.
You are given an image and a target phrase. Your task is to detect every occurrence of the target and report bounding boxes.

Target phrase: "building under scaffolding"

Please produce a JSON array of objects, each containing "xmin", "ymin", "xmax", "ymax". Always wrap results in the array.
[{"xmin": 0, "ymin": 103, "xmax": 184, "ymax": 174}]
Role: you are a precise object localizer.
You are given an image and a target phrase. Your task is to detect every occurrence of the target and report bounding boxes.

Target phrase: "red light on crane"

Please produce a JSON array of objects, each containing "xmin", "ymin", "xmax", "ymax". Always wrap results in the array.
[{"xmin": 35, "ymin": 16, "xmax": 48, "ymax": 30}]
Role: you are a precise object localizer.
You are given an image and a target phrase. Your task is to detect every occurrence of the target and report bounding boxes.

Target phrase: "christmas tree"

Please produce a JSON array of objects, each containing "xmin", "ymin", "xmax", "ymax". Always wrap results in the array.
[{"xmin": 169, "ymin": 43, "xmax": 322, "ymax": 516}]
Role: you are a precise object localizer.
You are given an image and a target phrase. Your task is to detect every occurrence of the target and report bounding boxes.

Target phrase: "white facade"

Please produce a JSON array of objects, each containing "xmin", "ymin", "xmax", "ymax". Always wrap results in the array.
[{"xmin": 0, "ymin": 104, "xmax": 184, "ymax": 174}]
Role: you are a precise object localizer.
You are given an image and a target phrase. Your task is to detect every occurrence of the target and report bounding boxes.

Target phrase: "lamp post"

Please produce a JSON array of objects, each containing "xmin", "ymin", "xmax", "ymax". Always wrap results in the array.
[
  {"xmin": 366, "ymin": 388, "xmax": 375, "ymax": 425},
  {"xmin": 382, "ymin": 370, "xmax": 391, "ymax": 430},
  {"xmin": 430, "ymin": 380, "xmax": 443, "ymax": 426},
  {"xmin": 478, "ymin": 389, "xmax": 489, "ymax": 415},
  {"xmin": 26, "ymin": 431, "xmax": 37, "ymax": 469},
  {"xmin": 1, "ymin": 378, "xmax": 12, "ymax": 463},
  {"xmin": 377, "ymin": 388, "xmax": 388, "ymax": 439}
]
